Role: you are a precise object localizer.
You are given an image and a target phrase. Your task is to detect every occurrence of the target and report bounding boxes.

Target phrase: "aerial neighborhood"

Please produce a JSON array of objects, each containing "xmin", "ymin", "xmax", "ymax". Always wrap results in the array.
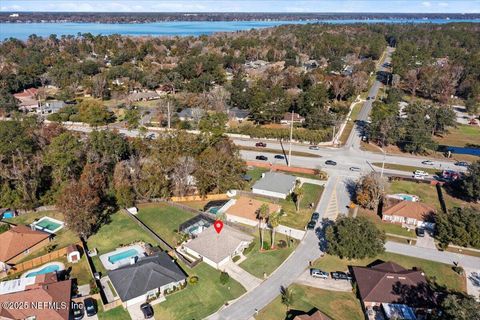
[{"xmin": 0, "ymin": 6, "xmax": 479, "ymax": 320}]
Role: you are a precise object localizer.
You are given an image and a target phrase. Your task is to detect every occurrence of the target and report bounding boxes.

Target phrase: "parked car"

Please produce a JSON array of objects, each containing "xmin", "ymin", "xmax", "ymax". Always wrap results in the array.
[
  {"xmin": 421, "ymin": 160, "xmax": 434, "ymax": 165},
  {"xmin": 141, "ymin": 303, "xmax": 154, "ymax": 319},
  {"xmin": 310, "ymin": 268, "xmax": 329, "ymax": 279},
  {"xmin": 414, "ymin": 170, "xmax": 429, "ymax": 176},
  {"xmin": 309, "ymin": 145, "xmax": 320, "ymax": 150},
  {"xmin": 84, "ymin": 298, "xmax": 97, "ymax": 317},
  {"xmin": 455, "ymin": 161, "xmax": 469, "ymax": 167},
  {"xmin": 306, "ymin": 220, "xmax": 316, "ymax": 230},
  {"xmin": 311, "ymin": 212, "xmax": 320, "ymax": 222},
  {"xmin": 325, "ymin": 160, "xmax": 337, "ymax": 166},
  {"xmin": 416, "ymin": 227, "xmax": 425, "ymax": 237},
  {"xmin": 331, "ymin": 271, "xmax": 352, "ymax": 281},
  {"xmin": 255, "ymin": 142, "xmax": 267, "ymax": 147},
  {"xmin": 349, "ymin": 166, "xmax": 361, "ymax": 172},
  {"xmin": 255, "ymin": 155, "xmax": 268, "ymax": 161},
  {"xmin": 274, "ymin": 154, "xmax": 285, "ymax": 159},
  {"xmin": 72, "ymin": 308, "xmax": 84, "ymax": 320},
  {"xmin": 366, "ymin": 96, "xmax": 371, "ymax": 100}
]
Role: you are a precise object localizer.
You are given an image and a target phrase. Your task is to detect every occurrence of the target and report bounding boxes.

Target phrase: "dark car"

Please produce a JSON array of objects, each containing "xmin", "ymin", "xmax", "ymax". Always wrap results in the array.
[
  {"xmin": 366, "ymin": 96, "xmax": 371, "ymax": 100},
  {"xmin": 255, "ymin": 142, "xmax": 267, "ymax": 147},
  {"xmin": 306, "ymin": 220, "xmax": 316, "ymax": 230},
  {"xmin": 349, "ymin": 167, "xmax": 361, "ymax": 172},
  {"xmin": 454, "ymin": 161, "xmax": 469, "ymax": 167},
  {"xmin": 331, "ymin": 271, "xmax": 352, "ymax": 281},
  {"xmin": 84, "ymin": 298, "xmax": 97, "ymax": 317},
  {"xmin": 325, "ymin": 160, "xmax": 337, "ymax": 166},
  {"xmin": 274, "ymin": 154, "xmax": 285, "ymax": 159},
  {"xmin": 416, "ymin": 227, "xmax": 425, "ymax": 237},
  {"xmin": 311, "ymin": 212, "xmax": 320, "ymax": 222},
  {"xmin": 72, "ymin": 308, "xmax": 84, "ymax": 320},
  {"xmin": 309, "ymin": 145, "xmax": 320, "ymax": 150},
  {"xmin": 141, "ymin": 303, "xmax": 154, "ymax": 319},
  {"xmin": 255, "ymin": 155, "xmax": 268, "ymax": 161}
]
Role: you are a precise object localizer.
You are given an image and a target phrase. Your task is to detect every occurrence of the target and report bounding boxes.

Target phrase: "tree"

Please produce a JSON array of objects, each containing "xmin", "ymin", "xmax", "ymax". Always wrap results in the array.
[
  {"xmin": 124, "ymin": 108, "xmax": 141, "ymax": 129},
  {"xmin": 0, "ymin": 89, "xmax": 18, "ymax": 115},
  {"xmin": 435, "ymin": 293, "xmax": 480, "ymax": 320},
  {"xmin": 256, "ymin": 203, "xmax": 270, "ymax": 251},
  {"xmin": 325, "ymin": 217, "xmax": 385, "ymax": 259},
  {"xmin": 268, "ymin": 211, "xmax": 280, "ymax": 249},
  {"xmin": 355, "ymin": 173, "xmax": 386, "ymax": 210},
  {"xmin": 293, "ymin": 182, "xmax": 304, "ymax": 212},
  {"xmin": 45, "ymin": 132, "xmax": 84, "ymax": 183},
  {"xmin": 77, "ymin": 100, "xmax": 114, "ymax": 126},
  {"xmin": 198, "ymin": 112, "xmax": 228, "ymax": 138},
  {"xmin": 436, "ymin": 207, "xmax": 480, "ymax": 249},
  {"xmin": 457, "ymin": 161, "xmax": 480, "ymax": 202},
  {"xmin": 113, "ymin": 161, "xmax": 136, "ymax": 208},
  {"xmin": 280, "ymin": 286, "xmax": 294, "ymax": 312}
]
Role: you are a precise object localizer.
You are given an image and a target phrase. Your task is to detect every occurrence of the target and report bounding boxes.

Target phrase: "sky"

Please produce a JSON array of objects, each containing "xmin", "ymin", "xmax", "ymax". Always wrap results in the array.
[{"xmin": 1, "ymin": 0, "xmax": 479, "ymax": 13}]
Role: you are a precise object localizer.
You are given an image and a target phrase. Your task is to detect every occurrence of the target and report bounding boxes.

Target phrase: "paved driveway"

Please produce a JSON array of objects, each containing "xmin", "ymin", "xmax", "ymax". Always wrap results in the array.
[
  {"xmin": 415, "ymin": 231, "xmax": 436, "ymax": 250},
  {"xmin": 223, "ymin": 261, "xmax": 262, "ymax": 291},
  {"xmin": 295, "ymin": 269, "xmax": 352, "ymax": 292},
  {"xmin": 127, "ymin": 302, "xmax": 154, "ymax": 320}
]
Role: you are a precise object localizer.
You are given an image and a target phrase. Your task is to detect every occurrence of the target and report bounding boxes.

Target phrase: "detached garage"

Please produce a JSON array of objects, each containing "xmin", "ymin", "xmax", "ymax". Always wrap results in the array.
[{"xmin": 252, "ymin": 172, "xmax": 297, "ymax": 199}]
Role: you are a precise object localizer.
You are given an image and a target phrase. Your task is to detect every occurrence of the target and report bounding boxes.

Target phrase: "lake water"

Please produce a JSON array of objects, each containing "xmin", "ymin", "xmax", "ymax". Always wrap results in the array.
[{"xmin": 1, "ymin": 19, "xmax": 479, "ymax": 40}]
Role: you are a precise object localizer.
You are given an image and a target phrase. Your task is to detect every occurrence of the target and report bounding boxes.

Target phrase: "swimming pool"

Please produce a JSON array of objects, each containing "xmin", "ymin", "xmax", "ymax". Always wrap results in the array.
[
  {"xmin": 31, "ymin": 216, "xmax": 64, "ymax": 233},
  {"xmin": 108, "ymin": 248, "xmax": 140, "ymax": 264},
  {"xmin": 22, "ymin": 262, "xmax": 65, "ymax": 278}
]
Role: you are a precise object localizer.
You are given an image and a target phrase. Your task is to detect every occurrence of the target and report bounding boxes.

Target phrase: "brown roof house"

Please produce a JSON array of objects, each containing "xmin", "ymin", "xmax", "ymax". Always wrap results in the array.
[
  {"xmin": 352, "ymin": 261, "xmax": 436, "ymax": 319},
  {"xmin": 0, "ymin": 278, "xmax": 72, "ymax": 320},
  {"xmin": 218, "ymin": 197, "xmax": 281, "ymax": 227},
  {"xmin": 13, "ymin": 88, "xmax": 39, "ymax": 112},
  {"xmin": 382, "ymin": 201, "xmax": 436, "ymax": 229},
  {"xmin": 181, "ymin": 225, "xmax": 253, "ymax": 269},
  {"xmin": 0, "ymin": 225, "xmax": 51, "ymax": 272},
  {"xmin": 294, "ymin": 309, "xmax": 331, "ymax": 320},
  {"xmin": 280, "ymin": 112, "xmax": 305, "ymax": 125}
]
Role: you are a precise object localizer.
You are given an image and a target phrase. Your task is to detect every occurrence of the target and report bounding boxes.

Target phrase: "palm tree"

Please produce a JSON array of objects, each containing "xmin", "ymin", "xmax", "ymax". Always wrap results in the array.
[
  {"xmin": 256, "ymin": 203, "xmax": 270, "ymax": 251},
  {"xmin": 293, "ymin": 182, "xmax": 304, "ymax": 212},
  {"xmin": 280, "ymin": 286, "xmax": 294, "ymax": 312},
  {"xmin": 269, "ymin": 212, "xmax": 280, "ymax": 249}
]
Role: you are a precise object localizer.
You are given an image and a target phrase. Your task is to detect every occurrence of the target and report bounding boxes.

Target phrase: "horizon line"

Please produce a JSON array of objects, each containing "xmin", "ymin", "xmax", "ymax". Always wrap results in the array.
[{"xmin": 1, "ymin": 11, "xmax": 476, "ymax": 14}]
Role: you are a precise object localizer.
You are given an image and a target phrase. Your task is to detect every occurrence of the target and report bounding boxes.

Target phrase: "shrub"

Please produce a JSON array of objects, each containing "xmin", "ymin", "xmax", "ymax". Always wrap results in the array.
[
  {"xmin": 0, "ymin": 224, "xmax": 10, "ymax": 234},
  {"xmin": 219, "ymin": 272, "xmax": 230, "ymax": 285},
  {"xmin": 453, "ymin": 266, "xmax": 464, "ymax": 275},
  {"xmin": 277, "ymin": 240, "xmax": 287, "ymax": 248},
  {"xmin": 189, "ymin": 276, "xmax": 199, "ymax": 285},
  {"xmin": 232, "ymin": 255, "xmax": 241, "ymax": 263}
]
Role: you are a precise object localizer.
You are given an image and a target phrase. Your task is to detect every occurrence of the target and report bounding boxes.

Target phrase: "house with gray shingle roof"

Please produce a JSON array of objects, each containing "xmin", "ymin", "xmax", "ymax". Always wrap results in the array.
[
  {"xmin": 108, "ymin": 252, "xmax": 186, "ymax": 307},
  {"xmin": 252, "ymin": 172, "xmax": 297, "ymax": 199}
]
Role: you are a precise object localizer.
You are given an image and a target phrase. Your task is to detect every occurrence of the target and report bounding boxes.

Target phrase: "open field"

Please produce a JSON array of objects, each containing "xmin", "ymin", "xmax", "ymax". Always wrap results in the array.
[
  {"xmin": 153, "ymin": 263, "xmax": 246, "ymax": 320},
  {"xmin": 136, "ymin": 203, "xmax": 196, "ymax": 246},
  {"xmin": 278, "ymin": 183, "xmax": 323, "ymax": 229},
  {"xmin": 434, "ymin": 124, "xmax": 480, "ymax": 147},
  {"xmin": 313, "ymin": 253, "xmax": 465, "ymax": 292},
  {"xmin": 256, "ymin": 284, "xmax": 364, "ymax": 320}
]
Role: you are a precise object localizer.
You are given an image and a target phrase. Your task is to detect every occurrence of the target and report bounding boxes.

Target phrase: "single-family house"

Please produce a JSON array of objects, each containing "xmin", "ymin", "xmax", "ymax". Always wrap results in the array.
[
  {"xmin": 38, "ymin": 100, "xmax": 65, "ymax": 115},
  {"xmin": 13, "ymin": 88, "xmax": 39, "ymax": 112},
  {"xmin": 128, "ymin": 91, "xmax": 161, "ymax": 102},
  {"xmin": 219, "ymin": 196, "xmax": 281, "ymax": 227},
  {"xmin": 227, "ymin": 107, "xmax": 250, "ymax": 122},
  {"xmin": 280, "ymin": 112, "xmax": 305, "ymax": 125},
  {"xmin": 0, "ymin": 225, "xmax": 51, "ymax": 272},
  {"xmin": 177, "ymin": 108, "xmax": 205, "ymax": 122},
  {"xmin": 0, "ymin": 278, "xmax": 72, "ymax": 320},
  {"xmin": 182, "ymin": 225, "xmax": 253, "ymax": 269},
  {"xmin": 352, "ymin": 261, "xmax": 435, "ymax": 318},
  {"xmin": 252, "ymin": 172, "xmax": 297, "ymax": 199},
  {"xmin": 294, "ymin": 309, "xmax": 331, "ymax": 320},
  {"xmin": 108, "ymin": 252, "xmax": 187, "ymax": 307},
  {"xmin": 382, "ymin": 201, "xmax": 436, "ymax": 229}
]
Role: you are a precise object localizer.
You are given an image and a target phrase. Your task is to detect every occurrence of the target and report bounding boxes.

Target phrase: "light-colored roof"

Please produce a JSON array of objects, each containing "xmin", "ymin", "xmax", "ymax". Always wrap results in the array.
[
  {"xmin": 0, "ymin": 225, "xmax": 50, "ymax": 262},
  {"xmin": 252, "ymin": 172, "xmax": 297, "ymax": 196},
  {"xmin": 383, "ymin": 201, "xmax": 435, "ymax": 221},
  {"xmin": 226, "ymin": 197, "xmax": 281, "ymax": 222},
  {"xmin": 0, "ymin": 280, "xmax": 71, "ymax": 320},
  {"xmin": 183, "ymin": 225, "xmax": 253, "ymax": 264}
]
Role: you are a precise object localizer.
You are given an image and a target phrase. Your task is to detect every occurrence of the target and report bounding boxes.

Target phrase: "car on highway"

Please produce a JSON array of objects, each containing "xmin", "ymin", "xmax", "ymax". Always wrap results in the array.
[
  {"xmin": 349, "ymin": 166, "xmax": 361, "ymax": 172},
  {"xmin": 331, "ymin": 271, "xmax": 352, "ymax": 281},
  {"xmin": 454, "ymin": 161, "xmax": 469, "ymax": 167},
  {"xmin": 325, "ymin": 160, "xmax": 337, "ymax": 166},
  {"xmin": 421, "ymin": 160, "xmax": 434, "ymax": 165},
  {"xmin": 413, "ymin": 174, "xmax": 425, "ymax": 180},
  {"xmin": 255, "ymin": 155, "xmax": 268, "ymax": 161},
  {"xmin": 309, "ymin": 145, "xmax": 320, "ymax": 150},
  {"xmin": 255, "ymin": 142, "xmax": 267, "ymax": 147},
  {"xmin": 311, "ymin": 212, "xmax": 320, "ymax": 222},
  {"xmin": 413, "ymin": 170, "xmax": 429, "ymax": 176},
  {"xmin": 141, "ymin": 303, "xmax": 154, "ymax": 319},
  {"xmin": 274, "ymin": 154, "xmax": 285, "ymax": 159},
  {"xmin": 416, "ymin": 227, "xmax": 425, "ymax": 237},
  {"xmin": 306, "ymin": 220, "xmax": 316, "ymax": 230},
  {"xmin": 310, "ymin": 268, "xmax": 329, "ymax": 279}
]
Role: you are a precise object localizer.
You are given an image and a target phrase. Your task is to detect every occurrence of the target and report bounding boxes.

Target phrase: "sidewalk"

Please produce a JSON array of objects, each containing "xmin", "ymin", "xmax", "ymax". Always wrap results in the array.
[{"xmin": 223, "ymin": 261, "xmax": 262, "ymax": 291}]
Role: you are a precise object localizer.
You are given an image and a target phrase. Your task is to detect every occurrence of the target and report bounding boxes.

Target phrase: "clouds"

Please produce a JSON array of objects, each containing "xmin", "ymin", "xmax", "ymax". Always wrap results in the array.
[{"xmin": 0, "ymin": 0, "xmax": 479, "ymax": 13}]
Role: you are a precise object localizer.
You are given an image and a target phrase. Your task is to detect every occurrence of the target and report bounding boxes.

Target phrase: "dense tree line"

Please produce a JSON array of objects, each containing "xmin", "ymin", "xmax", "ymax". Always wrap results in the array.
[
  {"xmin": 0, "ymin": 118, "xmax": 245, "ymax": 237},
  {"xmin": 436, "ymin": 207, "xmax": 480, "ymax": 250}
]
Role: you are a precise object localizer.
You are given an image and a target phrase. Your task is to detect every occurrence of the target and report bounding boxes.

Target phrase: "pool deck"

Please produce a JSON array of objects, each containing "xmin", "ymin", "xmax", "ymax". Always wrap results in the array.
[
  {"xmin": 99, "ymin": 244, "xmax": 146, "ymax": 271},
  {"xmin": 21, "ymin": 261, "xmax": 65, "ymax": 278}
]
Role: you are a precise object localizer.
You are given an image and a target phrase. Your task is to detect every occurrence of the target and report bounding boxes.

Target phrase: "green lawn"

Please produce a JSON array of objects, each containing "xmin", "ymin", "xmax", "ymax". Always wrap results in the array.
[
  {"xmin": 357, "ymin": 208, "xmax": 415, "ymax": 238},
  {"xmin": 434, "ymin": 124, "xmax": 480, "ymax": 147},
  {"xmin": 257, "ymin": 284, "xmax": 364, "ymax": 320},
  {"xmin": 5, "ymin": 210, "xmax": 79, "ymax": 262},
  {"xmin": 64, "ymin": 255, "xmax": 92, "ymax": 286},
  {"xmin": 153, "ymin": 263, "xmax": 246, "ymax": 320},
  {"xmin": 279, "ymin": 184, "xmax": 323, "ymax": 229},
  {"xmin": 136, "ymin": 203, "xmax": 196, "ymax": 246},
  {"xmin": 339, "ymin": 101, "xmax": 363, "ymax": 145},
  {"xmin": 97, "ymin": 304, "xmax": 131, "ymax": 320},
  {"xmin": 314, "ymin": 253, "xmax": 465, "ymax": 292},
  {"xmin": 240, "ymin": 232, "xmax": 297, "ymax": 278},
  {"xmin": 87, "ymin": 211, "xmax": 159, "ymax": 275}
]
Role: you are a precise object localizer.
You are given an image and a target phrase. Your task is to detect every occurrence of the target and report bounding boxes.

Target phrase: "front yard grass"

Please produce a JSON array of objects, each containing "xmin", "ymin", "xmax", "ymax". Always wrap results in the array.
[
  {"xmin": 313, "ymin": 253, "xmax": 465, "ymax": 292},
  {"xmin": 279, "ymin": 183, "xmax": 323, "ymax": 229},
  {"xmin": 256, "ymin": 284, "xmax": 364, "ymax": 320},
  {"xmin": 136, "ymin": 203, "xmax": 196, "ymax": 246},
  {"xmin": 97, "ymin": 303, "xmax": 131, "ymax": 320},
  {"xmin": 240, "ymin": 232, "xmax": 297, "ymax": 278},
  {"xmin": 153, "ymin": 262, "xmax": 246, "ymax": 320}
]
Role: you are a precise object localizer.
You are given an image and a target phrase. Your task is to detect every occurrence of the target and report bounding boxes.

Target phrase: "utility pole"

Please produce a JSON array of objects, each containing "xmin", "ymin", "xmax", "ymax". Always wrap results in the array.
[
  {"xmin": 167, "ymin": 99, "xmax": 171, "ymax": 129},
  {"xmin": 288, "ymin": 109, "xmax": 294, "ymax": 167}
]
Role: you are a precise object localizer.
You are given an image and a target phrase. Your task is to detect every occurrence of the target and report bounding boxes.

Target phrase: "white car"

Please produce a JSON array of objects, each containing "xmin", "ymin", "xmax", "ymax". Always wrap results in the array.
[
  {"xmin": 413, "ymin": 174, "xmax": 425, "ymax": 180},
  {"xmin": 414, "ymin": 170, "xmax": 429, "ymax": 176},
  {"xmin": 421, "ymin": 160, "xmax": 434, "ymax": 165}
]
